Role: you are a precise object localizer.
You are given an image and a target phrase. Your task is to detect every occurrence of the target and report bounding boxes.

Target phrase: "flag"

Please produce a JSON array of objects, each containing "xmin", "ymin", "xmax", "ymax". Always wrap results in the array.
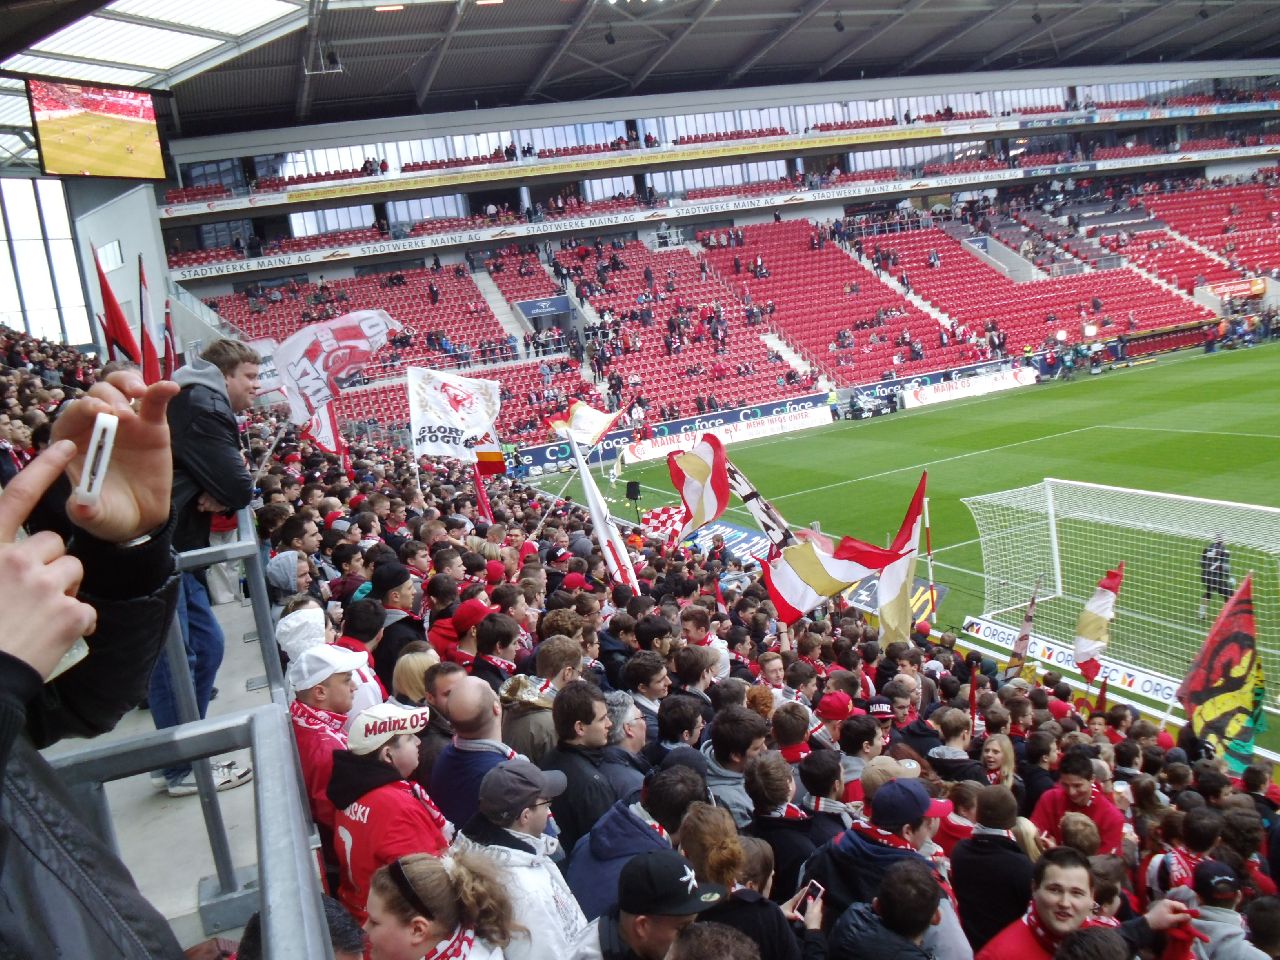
[
  {"xmin": 969, "ymin": 671, "xmax": 979, "ymax": 726},
  {"xmin": 1095, "ymin": 676, "xmax": 1108, "ymax": 714},
  {"xmin": 137, "ymin": 257, "xmax": 161, "ymax": 384},
  {"xmin": 1177, "ymin": 575, "xmax": 1266, "ymax": 774},
  {"xmin": 472, "ymin": 465, "xmax": 495, "ymax": 523},
  {"xmin": 301, "ymin": 402, "xmax": 344, "ymax": 457},
  {"xmin": 640, "ymin": 505, "xmax": 684, "ymax": 544},
  {"xmin": 762, "ymin": 534, "xmax": 905, "ymax": 625},
  {"xmin": 566, "ymin": 433, "xmax": 640, "ymax": 592},
  {"xmin": 1005, "ymin": 578, "xmax": 1041, "ymax": 681},
  {"xmin": 668, "ymin": 433, "xmax": 731, "ymax": 541},
  {"xmin": 275, "ymin": 309, "xmax": 401, "ymax": 424},
  {"xmin": 1073, "ymin": 563, "xmax": 1124, "ymax": 683},
  {"xmin": 162, "ymin": 300, "xmax": 180, "ymax": 378},
  {"xmin": 723, "ymin": 457, "xmax": 794, "ymax": 554},
  {"xmin": 877, "ymin": 472, "xmax": 927, "ymax": 647},
  {"xmin": 472, "ymin": 430, "xmax": 507, "ymax": 476},
  {"xmin": 547, "ymin": 399, "xmax": 623, "ymax": 447},
  {"xmin": 407, "ymin": 366, "xmax": 503, "ymax": 462},
  {"xmin": 93, "ymin": 247, "xmax": 140, "ymax": 362}
]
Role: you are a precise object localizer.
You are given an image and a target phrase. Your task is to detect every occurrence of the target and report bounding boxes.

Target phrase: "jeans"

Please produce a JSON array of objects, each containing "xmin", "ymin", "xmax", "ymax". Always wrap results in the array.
[{"xmin": 148, "ymin": 573, "xmax": 226, "ymax": 783}]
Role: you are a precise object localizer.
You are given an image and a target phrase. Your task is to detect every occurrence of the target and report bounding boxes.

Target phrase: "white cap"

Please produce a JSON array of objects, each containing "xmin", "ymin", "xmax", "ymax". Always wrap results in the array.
[
  {"xmin": 347, "ymin": 701, "xmax": 431, "ymax": 755},
  {"xmin": 287, "ymin": 644, "xmax": 368, "ymax": 696}
]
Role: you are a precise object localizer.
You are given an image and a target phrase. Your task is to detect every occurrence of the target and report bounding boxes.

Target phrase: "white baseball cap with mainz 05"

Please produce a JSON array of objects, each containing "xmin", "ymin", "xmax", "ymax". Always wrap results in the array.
[{"xmin": 347, "ymin": 702, "xmax": 431, "ymax": 755}]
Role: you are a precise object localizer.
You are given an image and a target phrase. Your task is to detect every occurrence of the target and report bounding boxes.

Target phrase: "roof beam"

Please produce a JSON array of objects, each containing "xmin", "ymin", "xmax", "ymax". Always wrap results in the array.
[
  {"xmin": 411, "ymin": 0, "xmax": 465, "ymax": 109},
  {"xmin": 295, "ymin": 0, "xmax": 330, "ymax": 121},
  {"xmin": 1111, "ymin": 3, "xmax": 1234, "ymax": 63},
  {"xmin": 554, "ymin": 43, "xmax": 663, "ymax": 84},
  {"xmin": 20, "ymin": 49, "xmax": 160, "ymax": 74},
  {"xmin": 628, "ymin": 0, "xmax": 718, "ymax": 92},
  {"xmin": 1239, "ymin": 22, "xmax": 1280, "ymax": 56},
  {"xmin": 523, "ymin": 0, "xmax": 595, "ymax": 102},
  {"xmin": 724, "ymin": 0, "xmax": 830, "ymax": 85},
  {"xmin": 968, "ymin": 0, "xmax": 1111, "ymax": 70},
  {"xmin": 1175, "ymin": 17, "xmax": 1262, "ymax": 59},
  {"xmin": 893, "ymin": 0, "xmax": 1023, "ymax": 75},
  {"xmin": 814, "ymin": 0, "xmax": 931, "ymax": 80},
  {"xmin": 149, "ymin": 10, "xmax": 310, "ymax": 88},
  {"xmin": 564, "ymin": 50, "xmax": 631, "ymax": 85},
  {"xmin": 1057, "ymin": 0, "xmax": 1178, "ymax": 61},
  {"xmin": 90, "ymin": 9, "xmax": 239, "ymax": 42}
]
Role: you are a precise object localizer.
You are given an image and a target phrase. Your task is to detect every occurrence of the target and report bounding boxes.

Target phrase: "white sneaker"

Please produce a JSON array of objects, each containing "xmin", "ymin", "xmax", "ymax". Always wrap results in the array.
[
  {"xmin": 165, "ymin": 761, "xmax": 253, "ymax": 797},
  {"xmin": 150, "ymin": 771, "xmax": 168, "ymax": 792}
]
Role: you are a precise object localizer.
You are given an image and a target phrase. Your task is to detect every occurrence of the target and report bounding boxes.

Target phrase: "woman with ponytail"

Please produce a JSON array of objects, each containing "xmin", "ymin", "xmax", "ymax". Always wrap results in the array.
[{"xmin": 364, "ymin": 850, "xmax": 518, "ymax": 960}]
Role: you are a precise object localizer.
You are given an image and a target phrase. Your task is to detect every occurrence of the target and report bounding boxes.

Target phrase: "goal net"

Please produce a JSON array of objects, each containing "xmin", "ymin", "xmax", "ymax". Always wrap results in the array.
[{"xmin": 962, "ymin": 479, "xmax": 1280, "ymax": 704}]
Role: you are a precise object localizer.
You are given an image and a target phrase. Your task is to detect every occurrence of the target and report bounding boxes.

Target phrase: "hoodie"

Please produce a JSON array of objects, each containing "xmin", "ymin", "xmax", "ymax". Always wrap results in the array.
[
  {"xmin": 928, "ymin": 744, "xmax": 988, "ymax": 783},
  {"xmin": 168, "ymin": 356, "xmax": 253, "ymax": 551},
  {"xmin": 566, "ymin": 801, "xmax": 670, "ymax": 920},
  {"xmin": 266, "ymin": 550, "xmax": 301, "ymax": 621},
  {"xmin": 830, "ymin": 903, "xmax": 931, "ymax": 960},
  {"xmin": 373, "ymin": 607, "xmax": 424, "ymax": 692},
  {"xmin": 701, "ymin": 740, "xmax": 753, "ymax": 829},
  {"xmin": 1188, "ymin": 904, "xmax": 1270, "ymax": 960},
  {"xmin": 501, "ymin": 674, "xmax": 557, "ymax": 765},
  {"xmin": 898, "ymin": 717, "xmax": 943, "ymax": 758}
]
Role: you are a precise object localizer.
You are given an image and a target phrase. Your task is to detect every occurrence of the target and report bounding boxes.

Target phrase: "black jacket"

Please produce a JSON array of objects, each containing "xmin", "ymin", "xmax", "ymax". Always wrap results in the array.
[
  {"xmin": 327, "ymin": 749, "xmax": 402, "ymax": 811},
  {"xmin": 829, "ymin": 903, "xmax": 930, "ymax": 960},
  {"xmin": 408, "ymin": 703, "xmax": 453, "ymax": 793},
  {"xmin": 745, "ymin": 814, "xmax": 818, "ymax": 904},
  {"xmin": 596, "ymin": 632, "xmax": 630, "ymax": 691},
  {"xmin": 373, "ymin": 610, "xmax": 425, "ymax": 692},
  {"xmin": 928, "ymin": 747, "xmax": 988, "ymax": 783},
  {"xmin": 897, "ymin": 718, "xmax": 942, "ymax": 759},
  {"xmin": 0, "ymin": 516, "xmax": 183, "ymax": 959},
  {"xmin": 599, "ymin": 745, "xmax": 650, "ymax": 802},
  {"xmin": 950, "ymin": 832, "xmax": 1034, "ymax": 951},
  {"xmin": 1020, "ymin": 763, "xmax": 1056, "ymax": 818},
  {"xmin": 167, "ymin": 359, "xmax": 253, "ymax": 552},
  {"xmin": 701, "ymin": 888, "xmax": 828, "ymax": 960},
  {"xmin": 665, "ymin": 686, "xmax": 715, "ymax": 727},
  {"xmin": 469, "ymin": 655, "xmax": 511, "ymax": 694},
  {"xmin": 540, "ymin": 743, "xmax": 618, "ymax": 852}
]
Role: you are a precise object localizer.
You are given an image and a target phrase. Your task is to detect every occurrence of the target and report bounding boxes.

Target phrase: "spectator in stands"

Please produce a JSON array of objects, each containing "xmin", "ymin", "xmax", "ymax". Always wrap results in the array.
[
  {"xmin": 951, "ymin": 785, "xmax": 1034, "ymax": 951},
  {"xmin": 236, "ymin": 895, "xmax": 365, "ymax": 960},
  {"xmin": 501, "ymin": 634, "xmax": 582, "ymax": 763},
  {"xmin": 540, "ymin": 680, "xmax": 618, "ymax": 852},
  {"xmin": 430, "ymin": 676, "xmax": 513, "ymax": 827},
  {"xmin": 702, "ymin": 705, "xmax": 770, "ymax": 829},
  {"xmin": 829, "ymin": 859, "xmax": 942, "ymax": 960}
]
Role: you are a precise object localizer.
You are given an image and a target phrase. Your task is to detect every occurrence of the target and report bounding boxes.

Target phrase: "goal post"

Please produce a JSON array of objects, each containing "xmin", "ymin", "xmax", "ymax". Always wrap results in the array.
[{"xmin": 962, "ymin": 479, "xmax": 1280, "ymax": 708}]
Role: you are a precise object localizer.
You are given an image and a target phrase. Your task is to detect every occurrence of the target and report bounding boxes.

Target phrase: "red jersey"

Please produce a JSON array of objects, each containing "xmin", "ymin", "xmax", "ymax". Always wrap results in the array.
[
  {"xmin": 333, "ymin": 779, "xmax": 450, "ymax": 925},
  {"xmin": 289, "ymin": 701, "xmax": 347, "ymax": 832},
  {"xmin": 1030, "ymin": 782, "xmax": 1124, "ymax": 856}
]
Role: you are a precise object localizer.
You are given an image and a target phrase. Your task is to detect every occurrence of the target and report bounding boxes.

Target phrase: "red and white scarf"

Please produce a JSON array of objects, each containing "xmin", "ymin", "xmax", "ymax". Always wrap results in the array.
[
  {"xmin": 765, "ymin": 802, "xmax": 809, "ymax": 821},
  {"xmin": 848, "ymin": 819, "xmax": 916, "ymax": 852},
  {"xmin": 289, "ymin": 699, "xmax": 347, "ymax": 738},
  {"xmin": 804, "ymin": 795, "xmax": 857, "ymax": 827},
  {"xmin": 779, "ymin": 742, "xmax": 812, "ymax": 764},
  {"xmin": 478, "ymin": 654, "xmax": 516, "ymax": 675},
  {"xmin": 1020, "ymin": 900, "xmax": 1104, "ymax": 955},
  {"xmin": 410, "ymin": 781, "xmax": 454, "ymax": 841},
  {"xmin": 1164, "ymin": 844, "xmax": 1206, "ymax": 890},
  {"xmin": 798, "ymin": 655, "xmax": 828, "ymax": 679},
  {"xmin": 629, "ymin": 802, "xmax": 670, "ymax": 843},
  {"xmin": 422, "ymin": 926, "xmax": 477, "ymax": 960}
]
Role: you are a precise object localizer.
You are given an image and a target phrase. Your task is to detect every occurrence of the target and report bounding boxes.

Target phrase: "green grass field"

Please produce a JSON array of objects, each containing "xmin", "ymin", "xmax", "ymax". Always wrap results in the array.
[
  {"xmin": 551, "ymin": 342, "xmax": 1280, "ymax": 734},
  {"xmin": 36, "ymin": 112, "xmax": 164, "ymax": 178}
]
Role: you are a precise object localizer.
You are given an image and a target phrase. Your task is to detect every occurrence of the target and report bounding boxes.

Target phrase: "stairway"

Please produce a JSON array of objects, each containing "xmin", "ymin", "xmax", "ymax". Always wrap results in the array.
[
  {"xmin": 470, "ymin": 270, "xmax": 530, "ymax": 339},
  {"xmin": 759, "ymin": 331, "xmax": 833, "ymax": 390},
  {"xmin": 831, "ymin": 238, "xmax": 957, "ymax": 331},
  {"xmin": 1163, "ymin": 224, "xmax": 1237, "ymax": 269}
]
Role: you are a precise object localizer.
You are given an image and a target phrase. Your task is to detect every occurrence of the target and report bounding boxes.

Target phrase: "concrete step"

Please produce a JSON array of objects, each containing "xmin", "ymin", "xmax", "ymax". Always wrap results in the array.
[
  {"xmin": 470, "ymin": 269, "xmax": 531, "ymax": 338},
  {"xmin": 1164, "ymin": 224, "xmax": 1236, "ymax": 269}
]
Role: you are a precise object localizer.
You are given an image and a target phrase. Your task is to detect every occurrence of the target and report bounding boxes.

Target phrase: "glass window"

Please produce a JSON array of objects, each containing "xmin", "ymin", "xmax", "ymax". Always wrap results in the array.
[{"xmin": 1, "ymin": 179, "xmax": 39, "ymax": 240}]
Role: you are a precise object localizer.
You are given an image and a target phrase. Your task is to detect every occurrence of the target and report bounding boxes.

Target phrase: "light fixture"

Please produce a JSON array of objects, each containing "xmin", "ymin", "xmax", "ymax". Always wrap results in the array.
[
  {"xmin": 834, "ymin": 12, "xmax": 845, "ymax": 32},
  {"xmin": 605, "ymin": 26, "xmax": 616, "ymax": 44},
  {"xmin": 373, "ymin": 4, "xmax": 404, "ymax": 11},
  {"xmin": 1083, "ymin": 323, "xmax": 1098, "ymax": 338}
]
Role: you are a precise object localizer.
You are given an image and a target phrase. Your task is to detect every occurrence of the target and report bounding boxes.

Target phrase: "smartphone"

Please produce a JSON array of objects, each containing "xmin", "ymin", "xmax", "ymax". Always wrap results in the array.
[
  {"xmin": 73, "ymin": 412, "xmax": 118, "ymax": 506},
  {"xmin": 803, "ymin": 879, "xmax": 825, "ymax": 905}
]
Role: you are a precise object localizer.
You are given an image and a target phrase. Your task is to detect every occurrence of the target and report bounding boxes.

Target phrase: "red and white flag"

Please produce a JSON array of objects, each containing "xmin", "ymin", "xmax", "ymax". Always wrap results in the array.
[
  {"xmin": 547, "ymin": 400, "xmax": 622, "ymax": 447},
  {"xmin": 668, "ymin": 434, "xmax": 731, "ymax": 542},
  {"xmin": 407, "ymin": 366, "xmax": 502, "ymax": 462},
  {"xmin": 93, "ymin": 247, "xmax": 140, "ymax": 363},
  {"xmin": 567, "ymin": 433, "xmax": 639, "ymax": 592},
  {"xmin": 161, "ymin": 299, "xmax": 180, "ymax": 378},
  {"xmin": 274, "ymin": 309, "xmax": 401, "ymax": 424},
  {"xmin": 137, "ymin": 257, "xmax": 162, "ymax": 384},
  {"xmin": 641, "ymin": 505, "xmax": 684, "ymax": 544},
  {"xmin": 1073, "ymin": 563, "xmax": 1124, "ymax": 683},
  {"xmin": 877, "ymin": 472, "xmax": 927, "ymax": 646},
  {"xmin": 762, "ymin": 534, "xmax": 905, "ymax": 625}
]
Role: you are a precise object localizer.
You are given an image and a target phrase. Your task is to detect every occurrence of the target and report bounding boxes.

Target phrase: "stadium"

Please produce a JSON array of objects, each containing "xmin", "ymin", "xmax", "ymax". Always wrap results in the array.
[{"xmin": 2, "ymin": 0, "xmax": 1280, "ymax": 957}]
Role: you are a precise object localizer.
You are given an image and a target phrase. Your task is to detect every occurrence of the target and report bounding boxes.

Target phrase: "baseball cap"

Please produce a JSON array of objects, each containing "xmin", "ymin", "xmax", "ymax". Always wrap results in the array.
[
  {"xmin": 370, "ymin": 563, "xmax": 412, "ymax": 599},
  {"xmin": 617, "ymin": 850, "xmax": 726, "ymax": 916},
  {"xmin": 562, "ymin": 572, "xmax": 589, "ymax": 591},
  {"xmin": 815, "ymin": 690, "xmax": 854, "ymax": 723},
  {"xmin": 1193, "ymin": 860, "xmax": 1242, "ymax": 902},
  {"xmin": 486, "ymin": 560, "xmax": 506, "ymax": 586},
  {"xmin": 452, "ymin": 597, "xmax": 496, "ymax": 636},
  {"xmin": 546, "ymin": 546, "xmax": 571, "ymax": 564},
  {"xmin": 868, "ymin": 697, "xmax": 895, "ymax": 720},
  {"xmin": 478, "ymin": 760, "xmax": 567, "ymax": 824},
  {"xmin": 324, "ymin": 510, "xmax": 346, "ymax": 530},
  {"xmin": 914, "ymin": 621, "xmax": 932, "ymax": 637},
  {"xmin": 861, "ymin": 755, "xmax": 921, "ymax": 799},
  {"xmin": 870, "ymin": 778, "xmax": 952, "ymax": 831},
  {"xmin": 287, "ymin": 644, "xmax": 368, "ymax": 694},
  {"xmin": 347, "ymin": 702, "xmax": 431, "ymax": 755}
]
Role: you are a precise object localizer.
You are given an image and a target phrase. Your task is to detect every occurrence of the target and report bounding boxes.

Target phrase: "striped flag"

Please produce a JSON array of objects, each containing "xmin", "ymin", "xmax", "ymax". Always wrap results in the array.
[
  {"xmin": 472, "ymin": 429, "xmax": 507, "ymax": 476},
  {"xmin": 877, "ymin": 472, "xmax": 927, "ymax": 647},
  {"xmin": 138, "ymin": 257, "xmax": 162, "ymax": 384},
  {"xmin": 641, "ymin": 505, "xmax": 684, "ymax": 544},
  {"xmin": 566, "ymin": 432, "xmax": 640, "ymax": 592},
  {"xmin": 1004, "ymin": 578, "xmax": 1041, "ymax": 681},
  {"xmin": 762, "ymin": 534, "xmax": 905, "ymax": 625},
  {"xmin": 547, "ymin": 399, "xmax": 623, "ymax": 447},
  {"xmin": 668, "ymin": 434, "xmax": 731, "ymax": 541},
  {"xmin": 1073, "ymin": 563, "xmax": 1124, "ymax": 683}
]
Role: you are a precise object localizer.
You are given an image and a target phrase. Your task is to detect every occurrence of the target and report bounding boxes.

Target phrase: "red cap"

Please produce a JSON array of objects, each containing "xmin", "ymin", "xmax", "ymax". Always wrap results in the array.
[
  {"xmin": 452, "ymin": 597, "xmax": 496, "ymax": 636},
  {"xmin": 815, "ymin": 691, "xmax": 854, "ymax": 722},
  {"xmin": 915, "ymin": 620, "xmax": 932, "ymax": 637},
  {"xmin": 283, "ymin": 452, "xmax": 302, "ymax": 464},
  {"xmin": 486, "ymin": 560, "xmax": 506, "ymax": 586},
  {"xmin": 562, "ymin": 572, "xmax": 588, "ymax": 591},
  {"xmin": 350, "ymin": 494, "xmax": 367, "ymax": 510}
]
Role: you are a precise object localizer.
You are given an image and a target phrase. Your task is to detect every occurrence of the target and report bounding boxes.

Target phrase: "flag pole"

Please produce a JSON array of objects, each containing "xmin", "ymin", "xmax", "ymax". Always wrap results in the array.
[
  {"xmin": 529, "ymin": 466, "xmax": 580, "ymax": 541},
  {"xmin": 923, "ymin": 495, "xmax": 937, "ymax": 623},
  {"xmin": 252, "ymin": 419, "xmax": 291, "ymax": 484}
]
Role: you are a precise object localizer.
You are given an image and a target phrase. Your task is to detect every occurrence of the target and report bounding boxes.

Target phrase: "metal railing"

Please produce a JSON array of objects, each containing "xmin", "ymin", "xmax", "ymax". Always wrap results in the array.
[{"xmin": 49, "ymin": 506, "xmax": 331, "ymax": 957}]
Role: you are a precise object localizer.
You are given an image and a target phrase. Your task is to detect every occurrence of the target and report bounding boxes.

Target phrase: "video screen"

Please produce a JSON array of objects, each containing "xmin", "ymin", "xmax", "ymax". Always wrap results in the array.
[{"xmin": 27, "ymin": 78, "xmax": 165, "ymax": 179}]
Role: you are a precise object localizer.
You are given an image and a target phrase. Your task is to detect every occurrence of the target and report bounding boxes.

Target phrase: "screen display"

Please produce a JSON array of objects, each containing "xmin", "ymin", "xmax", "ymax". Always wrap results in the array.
[{"xmin": 27, "ymin": 78, "xmax": 165, "ymax": 179}]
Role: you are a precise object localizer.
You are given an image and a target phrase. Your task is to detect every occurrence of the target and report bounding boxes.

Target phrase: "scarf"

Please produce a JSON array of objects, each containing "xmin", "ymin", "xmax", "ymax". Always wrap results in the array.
[
  {"xmin": 804, "ymin": 796, "xmax": 856, "ymax": 828},
  {"xmin": 971, "ymin": 824, "xmax": 1016, "ymax": 841},
  {"xmin": 798, "ymin": 655, "xmax": 828, "ymax": 679},
  {"xmin": 729, "ymin": 650, "xmax": 760, "ymax": 677},
  {"xmin": 629, "ymin": 802, "xmax": 670, "ymax": 843},
  {"xmin": 289, "ymin": 699, "xmax": 347, "ymax": 738},
  {"xmin": 765, "ymin": 802, "xmax": 808, "ymax": 821},
  {"xmin": 848, "ymin": 819, "xmax": 916, "ymax": 852},
  {"xmin": 479, "ymin": 654, "xmax": 516, "ymax": 674},
  {"xmin": 986, "ymin": 768, "xmax": 1003, "ymax": 785},
  {"xmin": 1021, "ymin": 899, "xmax": 1064, "ymax": 955},
  {"xmin": 421, "ymin": 926, "xmax": 477, "ymax": 960},
  {"xmin": 779, "ymin": 742, "xmax": 812, "ymax": 764},
  {"xmin": 1164, "ymin": 844, "xmax": 1206, "ymax": 890},
  {"xmin": 410, "ymin": 781, "xmax": 454, "ymax": 842},
  {"xmin": 633, "ymin": 693, "xmax": 661, "ymax": 716},
  {"xmin": 451, "ymin": 737, "xmax": 519, "ymax": 761}
]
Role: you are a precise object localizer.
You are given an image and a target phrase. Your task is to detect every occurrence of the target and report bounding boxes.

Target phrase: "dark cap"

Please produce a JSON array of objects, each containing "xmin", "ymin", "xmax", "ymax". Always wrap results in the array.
[
  {"xmin": 547, "ymin": 546, "xmax": 572, "ymax": 564},
  {"xmin": 870, "ymin": 778, "xmax": 952, "ymax": 831},
  {"xmin": 617, "ymin": 850, "xmax": 726, "ymax": 916},
  {"xmin": 370, "ymin": 562, "xmax": 412, "ymax": 598},
  {"xmin": 1193, "ymin": 859, "xmax": 1241, "ymax": 902},
  {"xmin": 868, "ymin": 696, "xmax": 895, "ymax": 719},
  {"xmin": 477, "ymin": 759, "xmax": 566, "ymax": 825}
]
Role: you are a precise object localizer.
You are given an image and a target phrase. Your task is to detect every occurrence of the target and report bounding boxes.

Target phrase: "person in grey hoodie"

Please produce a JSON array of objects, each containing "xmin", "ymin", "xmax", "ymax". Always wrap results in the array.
[
  {"xmin": 700, "ymin": 705, "xmax": 769, "ymax": 829},
  {"xmin": 927, "ymin": 708, "xmax": 988, "ymax": 783},
  {"xmin": 1171, "ymin": 860, "xmax": 1271, "ymax": 960}
]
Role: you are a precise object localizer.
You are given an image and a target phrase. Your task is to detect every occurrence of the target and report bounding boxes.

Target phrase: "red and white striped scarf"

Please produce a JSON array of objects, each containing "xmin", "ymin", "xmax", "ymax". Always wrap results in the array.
[
  {"xmin": 765, "ymin": 802, "xmax": 809, "ymax": 821},
  {"xmin": 422, "ymin": 926, "xmax": 477, "ymax": 960},
  {"xmin": 288, "ymin": 699, "xmax": 347, "ymax": 738}
]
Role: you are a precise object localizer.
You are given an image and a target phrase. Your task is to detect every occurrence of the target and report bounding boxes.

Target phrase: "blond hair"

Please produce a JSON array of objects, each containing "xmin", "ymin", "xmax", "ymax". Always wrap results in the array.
[
  {"xmin": 392, "ymin": 649, "xmax": 441, "ymax": 703},
  {"xmin": 679, "ymin": 802, "xmax": 745, "ymax": 887},
  {"xmin": 369, "ymin": 851, "xmax": 518, "ymax": 947}
]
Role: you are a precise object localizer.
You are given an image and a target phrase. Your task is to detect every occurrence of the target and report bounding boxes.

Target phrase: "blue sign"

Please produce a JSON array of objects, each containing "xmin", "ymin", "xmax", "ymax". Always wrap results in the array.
[
  {"xmin": 516, "ymin": 391, "xmax": 831, "ymax": 470},
  {"xmin": 515, "ymin": 296, "xmax": 572, "ymax": 320}
]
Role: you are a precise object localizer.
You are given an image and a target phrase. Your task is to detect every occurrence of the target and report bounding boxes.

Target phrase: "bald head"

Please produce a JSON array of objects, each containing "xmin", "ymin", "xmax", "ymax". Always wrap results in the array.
[{"xmin": 448, "ymin": 675, "xmax": 501, "ymax": 740}]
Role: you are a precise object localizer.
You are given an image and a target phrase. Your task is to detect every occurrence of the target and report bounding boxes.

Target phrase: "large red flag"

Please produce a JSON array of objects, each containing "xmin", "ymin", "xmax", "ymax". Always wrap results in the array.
[
  {"xmin": 93, "ymin": 248, "xmax": 140, "ymax": 363},
  {"xmin": 138, "ymin": 257, "xmax": 161, "ymax": 383}
]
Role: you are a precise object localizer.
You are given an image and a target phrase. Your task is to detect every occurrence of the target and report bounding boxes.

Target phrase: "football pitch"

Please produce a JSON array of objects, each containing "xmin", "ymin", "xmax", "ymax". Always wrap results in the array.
[
  {"xmin": 552, "ymin": 341, "xmax": 1280, "ymax": 730},
  {"xmin": 35, "ymin": 112, "xmax": 163, "ymax": 178}
]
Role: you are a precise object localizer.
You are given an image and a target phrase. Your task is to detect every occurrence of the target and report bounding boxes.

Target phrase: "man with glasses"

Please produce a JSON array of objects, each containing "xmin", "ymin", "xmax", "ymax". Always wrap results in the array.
[
  {"xmin": 456, "ymin": 760, "xmax": 588, "ymax": 960},
  {"xmin": 600, "ymin": 690, "xmax": 652, "ymax": 801}
]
